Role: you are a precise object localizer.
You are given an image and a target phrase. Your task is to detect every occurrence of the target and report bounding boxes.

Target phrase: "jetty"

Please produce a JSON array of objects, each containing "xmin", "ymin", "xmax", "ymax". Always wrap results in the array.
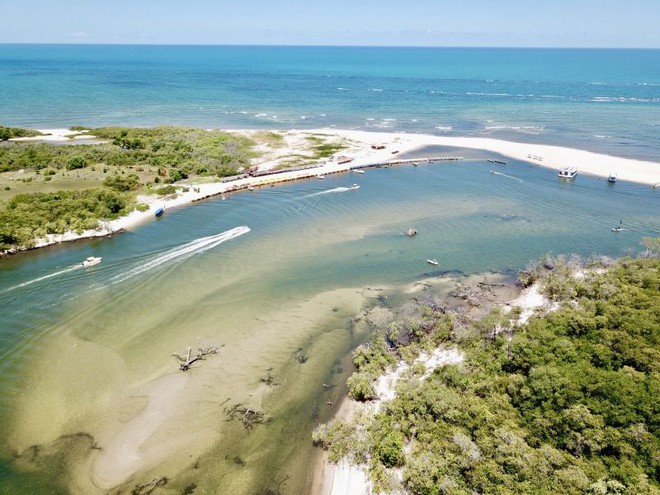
[{"xmin": 191, "ymin": 155, "xmax": 464, "ymax": 203}]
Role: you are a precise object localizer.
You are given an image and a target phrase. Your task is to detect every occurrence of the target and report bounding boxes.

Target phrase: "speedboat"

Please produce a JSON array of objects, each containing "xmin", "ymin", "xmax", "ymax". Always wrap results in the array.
[
  {"xmin": 608, "ymin": 173, "xmax": 617, "ymax": 183},
  {"xmin": 426, "ymin": 259, "xmax": 438, "ymax": 265},
  {"xmin": 558, "ymin": 167, "xmax": 578, "ymax": 179},
  {"xmin": 82, "ymin": 256, "xmax": 102, "ymax": 267},
  {"xmin": 349, "ymin": 184, "xmax": 360, "ymax": 190},
  {"xmin": 405, "ymin": 228, "xmax": 417, "ymax": 237}
]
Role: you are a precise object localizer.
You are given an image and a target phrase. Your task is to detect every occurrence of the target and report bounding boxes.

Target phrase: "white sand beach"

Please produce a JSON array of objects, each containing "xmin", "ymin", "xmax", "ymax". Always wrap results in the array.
[{"xmin": 9, "ymin": 128, "xmax": 99, "ymax": 142}]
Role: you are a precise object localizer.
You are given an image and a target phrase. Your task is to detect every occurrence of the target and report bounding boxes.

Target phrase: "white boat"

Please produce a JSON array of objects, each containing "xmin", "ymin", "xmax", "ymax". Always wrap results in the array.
[
  {"xmin": 426, "ymin": 259, "xmax": 438, "ymax": 265},
  {"xmin": 82, "ymin": 256, "xmax": 102, "ymax": 267},
  {"xmin": 608, "ymin": 173, "xmax": 617, "ymax": 183},
  {"xmin": 611, "ymin": 227, "xmax": 624, "ymax": 232},
  {"xmin": 317, "ymin": 175, "xmax": 325, "ymax": 180},
  {"xmin": 558, "ymin": 167, "xmax": 578, "ymax": 179},
  {"xmin": 353, "ymin": 169, "xmax": 365, "ymax": 174},
  {"xmin": 349, "ymin": 184, "xmax": 360, "ymax": 190}
]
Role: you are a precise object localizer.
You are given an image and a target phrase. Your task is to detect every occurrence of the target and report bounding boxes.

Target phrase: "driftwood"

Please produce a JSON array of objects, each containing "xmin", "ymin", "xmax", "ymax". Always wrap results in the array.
[
  {"xmin": 260, "ymin": 368, "xmax": 278, "ymax": 386},
  {"xmin": 131, "ymin": 476, "xmax": 168, "ymax": 495},
  {"xmin": 225, "ymin": 403, "xmax": 267, "ymax": 430},
  {"xmin": 173, "ymin": 345, "xmax": 222, "ymax": 371}
]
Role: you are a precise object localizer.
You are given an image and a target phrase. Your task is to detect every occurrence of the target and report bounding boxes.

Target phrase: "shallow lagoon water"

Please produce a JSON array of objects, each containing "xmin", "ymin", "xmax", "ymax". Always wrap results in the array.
[{"xmin": 0, "ymin": 148, "xmax": 659, "ymax": 493}]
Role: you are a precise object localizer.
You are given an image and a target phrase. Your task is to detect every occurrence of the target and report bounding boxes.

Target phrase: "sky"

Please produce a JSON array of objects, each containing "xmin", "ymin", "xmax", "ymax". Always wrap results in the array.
[{"xmin": 0, "ymin": 0, "xmax": 659, "ymax": 48}]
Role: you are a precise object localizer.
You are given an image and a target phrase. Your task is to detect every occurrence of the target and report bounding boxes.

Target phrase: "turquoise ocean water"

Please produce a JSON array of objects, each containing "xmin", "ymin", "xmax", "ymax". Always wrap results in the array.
[
  {"xmin": 1, "ymin": 45, "xmax": 660, "ymax": 159},
  {"xmin": 0, "ymin": 46, "xmax": 659, "ymax": 494}
]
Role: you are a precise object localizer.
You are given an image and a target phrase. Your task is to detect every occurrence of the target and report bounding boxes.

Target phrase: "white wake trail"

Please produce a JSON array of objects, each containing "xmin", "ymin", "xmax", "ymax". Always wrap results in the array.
[
  {"xmin": 302, "ymin": 187, "xmax": 351, "ymax": 198},
  {"xmin": 2, "ymin": 264, "xmax": 82, "ymax": 293},
  {"xmin": 109, "ymin": 226, "xmax": 250, "ymax": 284}
]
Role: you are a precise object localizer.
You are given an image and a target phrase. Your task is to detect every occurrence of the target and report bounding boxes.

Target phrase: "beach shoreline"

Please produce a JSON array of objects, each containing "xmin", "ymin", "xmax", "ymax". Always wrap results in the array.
[{"xmin": 8, "ymin": 127, "xmax": 660, "ymax": 255}]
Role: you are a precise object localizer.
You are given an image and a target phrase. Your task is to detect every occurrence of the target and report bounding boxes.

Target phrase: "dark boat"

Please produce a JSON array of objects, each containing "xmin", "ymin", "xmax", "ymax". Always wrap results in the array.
[{"xmin": 155, "ymin": 207, "xmax": 164, "ymax": 217}]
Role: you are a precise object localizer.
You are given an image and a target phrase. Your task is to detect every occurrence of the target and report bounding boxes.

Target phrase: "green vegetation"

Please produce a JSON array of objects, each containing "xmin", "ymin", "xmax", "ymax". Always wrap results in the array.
[
  {"xmin": 0, "ymin": 126, "xmax": 42, "ymax": 141},
  {"xmin": 0, "ymin": 126, "xmax": 255, "ymax": 178},
  {"xmin": 315, "ymin": 254, "xmax": 660, "ymax": 494},
  {"xmin": 305, "ymin": 135, "xmax": 346, "ymax": 159},
  {"xmin": 0, "ymin": 126, "xmax": 257, "ymax": 251},
  {"xmin": 0, "ymin": 189, "xmax": 129, "ymax": 249}
]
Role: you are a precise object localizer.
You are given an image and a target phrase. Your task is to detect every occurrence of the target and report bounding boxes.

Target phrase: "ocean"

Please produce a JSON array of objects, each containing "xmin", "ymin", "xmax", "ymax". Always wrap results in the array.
[
  {"xmin": 0, "ymin": 45, "xmax": 659, "ymax": 494},
  {"xmin": 1, "ymin": 45, "xmax": 660, "ymax": 160}
]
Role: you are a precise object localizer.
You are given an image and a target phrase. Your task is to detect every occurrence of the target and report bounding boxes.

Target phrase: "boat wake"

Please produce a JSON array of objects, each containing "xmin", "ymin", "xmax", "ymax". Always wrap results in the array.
[
  {"xmin": 109, "ymin": 226, "xmax": 250, "ymax": 284},
  {"xmin": 1, "ymin": 264, "xmax": 83, "ymax": 293},
  {"xmin": 489, "ymin": 170, "xmax": 523, "ymax": 182},
  {"xmin": 302, "ymin": 187, "xmax": 353, "ymax": 198}
]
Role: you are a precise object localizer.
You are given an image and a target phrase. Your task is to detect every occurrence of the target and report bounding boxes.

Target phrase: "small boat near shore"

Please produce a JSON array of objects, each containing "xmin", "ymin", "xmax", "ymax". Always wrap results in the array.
[
  {"xmin": 558, "ymin": 167, "xmax": 578, "ymax": 179},
  {"xmin": 487, "ymin": 159, "xmax": 507, "ymax": 165},
  {"xmin": 608, "ymin": 173, "xmax": 617, "ymax": 183},
  {"xmin": 426, "ymin": 258, "xmax": 438, "ymax": 265},
  {"xmin": 352, "ymin": 169, "xmax": 365, "ymax": 174},
  {"xmin": 82, "ymin": 256, "xmax": 102, "ymax": 267},
  {"xmin": 155, "ymin": 207, "xmax": 164, "ymax": 217}
]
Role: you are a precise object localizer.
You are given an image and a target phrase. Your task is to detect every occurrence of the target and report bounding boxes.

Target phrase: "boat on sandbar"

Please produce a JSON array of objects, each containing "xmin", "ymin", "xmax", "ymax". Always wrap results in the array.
[
  {"xmin": 608, "ymin": 173, "xmax": 617, "ymax": 183},
  {"xmin": 155, "ymin": 207, "xmax": 164, "ymax": 217},
  {"xmin": 558, "ymin": 167, "xmax": 578, "ymax": 179},
  {"xmin": 426, "ymin": 258, "xmax": 438, "ymax": 265},
  {"xmin": 82, "ymin": 256, "xmax": 102, "ymax": 267}
]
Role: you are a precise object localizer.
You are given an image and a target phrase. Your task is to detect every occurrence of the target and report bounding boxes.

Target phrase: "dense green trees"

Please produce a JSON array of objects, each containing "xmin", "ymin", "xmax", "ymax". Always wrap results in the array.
[
  {"xmin": 316, "ymin": 256, "xmax": 660, "ymax": 494},
  {"xmin": 0, "ymin": 126, "xmax": 254, "ymax": 178},
  {"xmin": 0, "ymin": 189, "xmax": 130, "ymax": 250}
]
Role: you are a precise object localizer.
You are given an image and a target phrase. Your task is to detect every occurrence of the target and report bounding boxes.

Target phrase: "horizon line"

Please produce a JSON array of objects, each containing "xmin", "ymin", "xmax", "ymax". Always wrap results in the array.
[{"xmin": 1, "ymin": 42, "xmax": 660, "ymax": 50}]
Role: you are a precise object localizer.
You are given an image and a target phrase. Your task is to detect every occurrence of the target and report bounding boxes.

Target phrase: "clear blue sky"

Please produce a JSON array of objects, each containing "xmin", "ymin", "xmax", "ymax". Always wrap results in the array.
[{"xmin": 1, "ymin": 0, "xmax": 659, "ymax": 48}]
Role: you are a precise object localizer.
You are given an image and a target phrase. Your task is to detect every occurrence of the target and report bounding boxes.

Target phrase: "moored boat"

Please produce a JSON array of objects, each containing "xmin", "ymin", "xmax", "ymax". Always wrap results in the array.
[
  {"xmin": 82, "ymin": 256, "xmax": 102, "ymax": 267},
  {"xmin": 608, "ymin": 173, "xmax": 617, "ymax": 183},
  {"xmin": 155, "ymin": 207, "xmax": 164, "ymax": 217},
  {"xmin": 426, "ymin": 258, "xmax": 438, "ymax": 265},
  {"xmin": 558, "ymin": 167, "xmax": 578, "ymax": 179}
]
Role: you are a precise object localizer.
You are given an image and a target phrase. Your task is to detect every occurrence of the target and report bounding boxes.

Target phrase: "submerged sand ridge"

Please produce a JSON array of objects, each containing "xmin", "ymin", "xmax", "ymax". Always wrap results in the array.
[{"xmin": 8, "ymin": 276, "xmax": 373, "ymax": 493}]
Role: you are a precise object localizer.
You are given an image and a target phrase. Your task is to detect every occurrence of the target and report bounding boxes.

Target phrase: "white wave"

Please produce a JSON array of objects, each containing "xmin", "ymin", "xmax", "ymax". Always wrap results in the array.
[
  {"xmin": 109, "ymin": 226, "xmax": 250, "ymax": 284},
  {"xmin": 2, "ymin": 264, "xmax": 82, "ymax": 293}
]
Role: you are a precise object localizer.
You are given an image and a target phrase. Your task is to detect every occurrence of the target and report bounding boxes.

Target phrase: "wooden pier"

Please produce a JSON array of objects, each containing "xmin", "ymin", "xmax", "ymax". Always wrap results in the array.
[{"xmin": 192, "ymin": 155, "xmax": 464, "ymax": 203}]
